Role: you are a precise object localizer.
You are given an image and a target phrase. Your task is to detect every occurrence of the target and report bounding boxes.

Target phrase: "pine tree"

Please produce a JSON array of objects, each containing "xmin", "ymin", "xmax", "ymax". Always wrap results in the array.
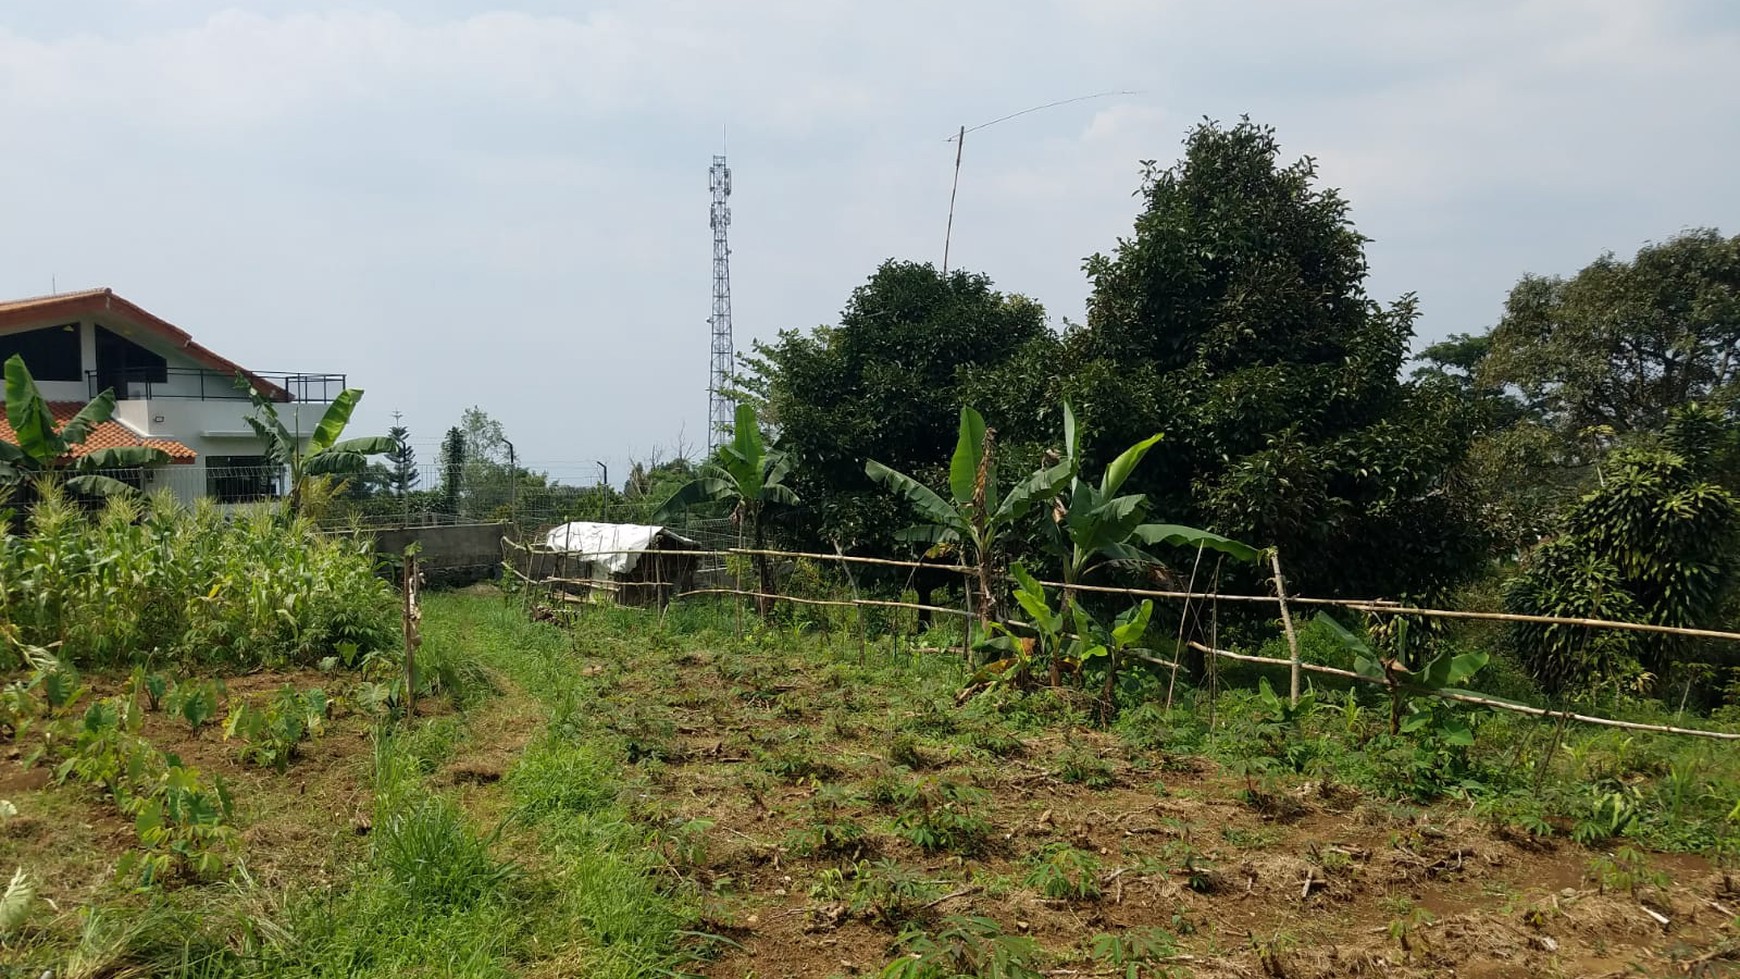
[
  {"xmin": 440, "ymin": 427, "xmax": 466, "ymax": 515},
  {"xmin": 386, "ymin": 426, "xmax": 418, "ymax": 497}
]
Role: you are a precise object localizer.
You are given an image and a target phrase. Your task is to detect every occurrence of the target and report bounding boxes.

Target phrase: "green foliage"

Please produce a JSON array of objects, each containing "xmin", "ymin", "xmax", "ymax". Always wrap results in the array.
[
  {"xmin": 978, "ymin": 118, "xmax": 1487, "ymax": 599},
  {"xmin": 0, "ymin": 487, "xmax": 398, "ymax": 670},
  {"xmin": 0, "ymin": 354, "xmax": 170, "ymax": 496},
  {"xmin": 655, "ymin": 403, "xmax": 797, "ymax": 605},
  {"xmin": 867, "ymin": 405, "xmax": 1072, "ymax": 622},
  {"xmin": 1505, "ymin": 439, "xmax": 1738, "ymax": 692},
  {"xmin": 811, "ymin": 858, "xmax": 938, "ymax": 927},
  {"xmin": 1090, "ymin": 927, "xmax": 1178, "ymax": 974},
  {"xmin": 889, "ymin": 775, "xmax": 991, "ymax": 855},
  {"xmin": 743, "ymin": 260, "xmax": 1050, "ymax": 556},
  {"xmin": 1482, "ymin": 228, "xmax": 1740, "ymax": 445},
  {"xmin": 1023, "ymin": 843, "xmax": 1102, "ymax": 900},
  {"xmin": 882, "ymin": 915, "xmax": 1045, "ymax": 979},
  {"xmin": 164, "ymin": 678, "xmax": 224, "ymax": 733},
  {"xmin": 223, "ymin": 685, "xmax": 330, "ymax": 773},
  {"xmin": 239, "ymin": 378, "xmax": 393, "ymax": 516}
]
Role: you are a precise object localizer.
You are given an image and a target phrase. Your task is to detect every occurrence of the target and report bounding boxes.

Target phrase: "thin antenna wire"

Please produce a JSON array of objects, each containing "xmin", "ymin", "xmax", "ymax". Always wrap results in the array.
[
  {"xmin": 946, "ymin": 89, "xmax": 1142, "ymax": 142},
  {"xmin": 941, "ymin": 89, "xmax": 1142, "ymax": 272}
]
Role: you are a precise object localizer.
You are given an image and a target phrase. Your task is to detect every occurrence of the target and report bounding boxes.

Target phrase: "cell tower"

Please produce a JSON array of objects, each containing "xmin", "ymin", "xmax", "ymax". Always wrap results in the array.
[{"xmin": 707, "ymin": 155, "xmax": 734, "ymax": 451}]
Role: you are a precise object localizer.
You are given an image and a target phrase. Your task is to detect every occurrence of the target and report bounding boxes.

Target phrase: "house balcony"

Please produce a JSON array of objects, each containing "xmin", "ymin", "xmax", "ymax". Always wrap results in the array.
[{"xmin": 87, "ymin": 368, "xmax": 346, "ymax": 404}]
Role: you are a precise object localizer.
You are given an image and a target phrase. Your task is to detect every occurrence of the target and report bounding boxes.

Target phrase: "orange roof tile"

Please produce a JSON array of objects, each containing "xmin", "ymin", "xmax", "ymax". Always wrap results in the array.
[
  {"xmin": 0, "ymin": 401, "xmax": 196, "ymax": 465},
  {"xmin": 0, "ymin": 288, "xmax": 291, "ymax": 402}
]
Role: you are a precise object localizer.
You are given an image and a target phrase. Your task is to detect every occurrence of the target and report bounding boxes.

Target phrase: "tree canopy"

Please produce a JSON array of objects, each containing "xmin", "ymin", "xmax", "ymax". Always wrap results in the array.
[
  {"xmin": 974, "ymin": 119, "xmax": 1486, "ymax": 598},
  {"xmin": 745, "ymin": 260, "xmax": 1049, "ymax": 553},
  {"xmin": 1481, "ymin": 229, "xmax": 1740, "ymax": 446}
]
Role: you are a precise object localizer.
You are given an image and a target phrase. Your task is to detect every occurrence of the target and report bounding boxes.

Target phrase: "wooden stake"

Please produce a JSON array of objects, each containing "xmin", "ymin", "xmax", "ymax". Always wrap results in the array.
[
  {"xmin": 1270, "ymin": 548, "xmax": 1301, "ymax": 707},
  {"xmin": 402, "ymin": 547, "xmax": 422, "ymax": 718}
]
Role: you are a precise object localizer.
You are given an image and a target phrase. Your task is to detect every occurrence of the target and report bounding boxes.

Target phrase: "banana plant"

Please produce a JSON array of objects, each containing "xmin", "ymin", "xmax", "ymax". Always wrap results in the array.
[
  {"xmin": 866, "ymin": 406, "xmax": 1072, "ymax": 625},
  {"xmin": 1316, "ymin": 611, "xmax": 1491, "ymax": 738},
  {"xmin": 655, "ymin": 403, "xmax": 797, "ymax": 612},
  {"xmin": 1, "ymin": 354, "xmax": 169, "ymax": 497},
  {"xmin": 1070, "ymin": 597, "xmax": 1156, "ymax": 723},
  {"xmin": 1037, "ymin": 402, "xmax": 1256, "ymax": 682},
  {"xmin": 1046, "ymin": 402, "xmax": 1257, "ymax": 588},
  {"xmin": 239, "ymin": 377, "xmax": 394, "ymax": 516}
]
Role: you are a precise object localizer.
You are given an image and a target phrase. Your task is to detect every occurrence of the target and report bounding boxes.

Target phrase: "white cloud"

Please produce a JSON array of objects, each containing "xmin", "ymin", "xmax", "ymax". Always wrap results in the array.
[{"xmin": 0, "ymin": 1, "xmax": 1735, "ymax": 471}]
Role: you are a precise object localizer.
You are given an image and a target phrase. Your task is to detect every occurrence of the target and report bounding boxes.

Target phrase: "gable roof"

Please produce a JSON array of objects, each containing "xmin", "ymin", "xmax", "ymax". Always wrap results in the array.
[
  {"xmin": 0, "ymin": 288, "xmax": 290, "ymax": 401},
  {"xmin": 0, "ymin": 401, "xmax": 197, "ymax": 464}
]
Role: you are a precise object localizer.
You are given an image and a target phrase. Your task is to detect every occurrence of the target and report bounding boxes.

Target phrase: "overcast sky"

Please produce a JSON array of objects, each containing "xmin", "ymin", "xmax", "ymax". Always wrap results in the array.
[{"xmin": 2, "ymin": 1, "xmax": 1737, "ymax": 484}]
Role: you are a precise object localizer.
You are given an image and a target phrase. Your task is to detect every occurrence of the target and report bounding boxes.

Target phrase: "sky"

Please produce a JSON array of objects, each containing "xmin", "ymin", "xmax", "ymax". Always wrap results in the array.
[{"xmin": 2, "ymin": 1, "xmax": 1737, "ymax": 485}]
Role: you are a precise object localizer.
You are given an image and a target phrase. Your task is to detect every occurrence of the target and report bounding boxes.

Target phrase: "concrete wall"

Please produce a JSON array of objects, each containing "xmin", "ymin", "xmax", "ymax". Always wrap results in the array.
[{"xmin": 364, "ymin": 522, "xmax": 508, "ymax": 588}]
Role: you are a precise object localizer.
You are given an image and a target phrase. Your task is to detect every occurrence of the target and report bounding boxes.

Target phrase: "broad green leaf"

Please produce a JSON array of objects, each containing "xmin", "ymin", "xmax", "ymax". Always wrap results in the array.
[
  {"xmin": 1132, "ymin": 523, "xmax": 1260, "ymax": 563},
  {"xmin": 1112, "ymin": 600, "xmax": 1153, "ymax": 646},
  {"xmin": 63, "ymin": 474, "xmax": 140, "ymax": 496},
  {"xmin": 324, "ymin": 436, "xmax": 396, "ymax": 457},
  {"xmin": 949, "ymin": 406, "xmax": 988, "ymax": 506},
  {"xmin": 866, "ymin": 460, "xmax": 967, "ymax": 534},
  {"xmin": 308, "ymin": 389, "xmax": 366, "ymax": 455},
  {"xmin": 1100, "ymin": 432, "xmax": 1163, "ymax": 497},
  {"xmin": 3, "ymin": 355, "xmax": 61, "ymax": 464},
  {"xmin": 1314, "ymin": 612, "xmax": 1372, "ymax": 656},
  {"xmin": 58, "ymin": 389, "xmax": 118, "ymax": 448},
  {"xmin": 996, "ymin": 460, "xmax": 1073, "ymax": 522},
  {"xmin": 893, "ymin": 524, "xmax": 957, "ymax": 545},
  {"xmin": 1438, "ymin": 716, "xmax": 1475, "ymax": 746},
  {"xmin": 75, "ymin": 446, "xmax": 170, "ymax": 470},
  {"xmin": 1444, "ymin": 651, "xmax": 1490, "ymax": 686},
  {"xmin": 652, "ymin": 477, "xmax": 734, "ymax": 523},
  {"xmin": 303, "ymin": 451, "xmax": 369, "ymax": 475}
]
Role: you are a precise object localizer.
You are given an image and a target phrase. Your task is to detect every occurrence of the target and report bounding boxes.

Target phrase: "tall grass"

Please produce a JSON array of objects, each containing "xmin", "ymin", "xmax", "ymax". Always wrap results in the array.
[{"xmin": 0, "ymin": 487, "xmax": 396, "ymax": 669}]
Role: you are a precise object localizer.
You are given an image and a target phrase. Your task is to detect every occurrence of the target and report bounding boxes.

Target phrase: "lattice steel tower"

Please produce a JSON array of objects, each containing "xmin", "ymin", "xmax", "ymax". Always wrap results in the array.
[{"xmin": 707, "ymin": 155, "xmax": 735, "ymax": 450}]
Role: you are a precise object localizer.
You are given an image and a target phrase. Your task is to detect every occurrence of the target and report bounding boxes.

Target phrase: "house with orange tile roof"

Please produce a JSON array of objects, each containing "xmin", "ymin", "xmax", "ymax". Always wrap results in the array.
[{"xmin": 1, "ymin": 288, "xmax": 349, "ymax": 503}]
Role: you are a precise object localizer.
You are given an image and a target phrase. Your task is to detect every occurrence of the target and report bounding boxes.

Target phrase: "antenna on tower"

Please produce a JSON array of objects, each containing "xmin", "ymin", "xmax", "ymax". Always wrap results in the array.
[{"xmin": 707, "ymin": 154, "xmax": 735, "ymax": 452}]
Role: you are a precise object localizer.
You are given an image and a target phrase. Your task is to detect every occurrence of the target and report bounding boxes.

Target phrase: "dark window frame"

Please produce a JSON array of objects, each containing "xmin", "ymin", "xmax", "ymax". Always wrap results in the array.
[{"xmin": 0, "ymin": 323, "xmax": 83, "ymax": 381}]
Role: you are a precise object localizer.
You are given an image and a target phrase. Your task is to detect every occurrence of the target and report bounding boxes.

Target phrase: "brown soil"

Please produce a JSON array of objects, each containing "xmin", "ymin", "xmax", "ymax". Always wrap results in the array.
[{"xmin": 578, "ymin": 642, "xmax": 1740, "ymax": 979}]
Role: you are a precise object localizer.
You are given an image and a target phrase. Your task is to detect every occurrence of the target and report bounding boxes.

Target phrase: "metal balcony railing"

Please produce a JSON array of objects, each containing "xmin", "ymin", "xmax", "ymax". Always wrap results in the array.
[{"xmin": 86, "ymin": 369, "xmax": 347, "ymax": 402}]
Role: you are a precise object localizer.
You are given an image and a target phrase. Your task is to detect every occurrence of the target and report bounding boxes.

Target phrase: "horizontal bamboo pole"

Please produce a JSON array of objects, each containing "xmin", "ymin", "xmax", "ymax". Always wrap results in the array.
[
  {"xmin": 1047, "ymin": 579, "xmax": 1740, "ymax": 645},
  {"xmin": 503, "ymin": 538, "xmax": 1740, "ymax": 646},
  {"xmin": 674, "ymin": 587, "xmax": 975, "ymax": 619},
  {"xmin": 728, "ymin": 547, "xmax": 973, "ymax": 575},
  {"xmin": 1185, "ymin": 641, "xmax": 1740, "ymax": 741}
]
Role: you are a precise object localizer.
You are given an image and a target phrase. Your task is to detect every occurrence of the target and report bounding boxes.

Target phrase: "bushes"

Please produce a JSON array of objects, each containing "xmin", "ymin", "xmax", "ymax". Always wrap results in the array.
[{"xmin": 0, "ymin": 489, "xmax": 397, "ymax": 670}]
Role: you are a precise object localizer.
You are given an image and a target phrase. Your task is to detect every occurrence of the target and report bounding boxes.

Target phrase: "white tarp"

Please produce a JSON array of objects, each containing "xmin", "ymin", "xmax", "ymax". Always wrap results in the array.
[{"xmin": 541, "ymin": 522, "xmax": 694, "ymax": 576}]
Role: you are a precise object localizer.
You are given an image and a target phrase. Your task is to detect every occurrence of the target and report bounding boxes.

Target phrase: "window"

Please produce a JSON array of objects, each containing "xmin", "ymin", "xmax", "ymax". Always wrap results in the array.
[
  {"xmin": 94, "ymin": 325, "xmax": 168, "ymax": 390},
  {"xmin": 206, "ymin": 456, "xmax": 279, "ymax": 504},
  {"xmin": 0, "ymin": 324, "xmax": 82, "ymax": 381}
]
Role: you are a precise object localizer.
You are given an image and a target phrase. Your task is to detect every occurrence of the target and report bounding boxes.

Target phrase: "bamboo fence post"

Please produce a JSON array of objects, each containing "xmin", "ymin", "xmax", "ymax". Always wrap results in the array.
[
  {"xmin": 402, "ymin": 547, "xmax": 422, "ymax": 718},
  {"xmin": 1269, "ymin": 548, "xmax": 1301, "ymax": 707},
  {"xmin": 831, "ymin": 540, "xmax": 868, "ymax": 666}
]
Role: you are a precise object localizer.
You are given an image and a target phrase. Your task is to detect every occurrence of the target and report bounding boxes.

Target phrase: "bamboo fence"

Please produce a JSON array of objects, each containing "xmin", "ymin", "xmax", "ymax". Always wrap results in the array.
[{"xmin": 500, "ymin": 537, "xmax": 1740, "ymax": 741}]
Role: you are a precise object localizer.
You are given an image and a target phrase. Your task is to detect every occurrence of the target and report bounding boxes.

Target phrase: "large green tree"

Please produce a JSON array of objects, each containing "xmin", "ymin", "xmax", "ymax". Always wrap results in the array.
[
  {"xmin": 1481, "ymin": 229, "xmax": 1740, "ymax": 446},
  {"xmin": 744, "ymin": 260, "xmax": 1049, "ymax": 556},
  {"xmin": 981, "ymin": 119, "xmax": 1484, "ymax": 598},
  {"xmin": 1505, "ymin": 406, "xmax": 1739, "ymax": 694}
]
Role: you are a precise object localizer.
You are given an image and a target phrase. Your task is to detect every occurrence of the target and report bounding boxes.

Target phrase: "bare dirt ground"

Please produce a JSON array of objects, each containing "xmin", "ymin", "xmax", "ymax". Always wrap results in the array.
[{"xmin": 573, "ymin": 634, "xmax": 1740, "ymax": 979}]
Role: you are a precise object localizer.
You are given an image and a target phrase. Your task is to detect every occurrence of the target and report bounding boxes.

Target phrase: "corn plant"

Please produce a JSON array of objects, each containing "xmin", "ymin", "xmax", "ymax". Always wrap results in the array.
[{"xmin": 0, "ymin": 487, "xmax": 397, "ymax": 670}]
